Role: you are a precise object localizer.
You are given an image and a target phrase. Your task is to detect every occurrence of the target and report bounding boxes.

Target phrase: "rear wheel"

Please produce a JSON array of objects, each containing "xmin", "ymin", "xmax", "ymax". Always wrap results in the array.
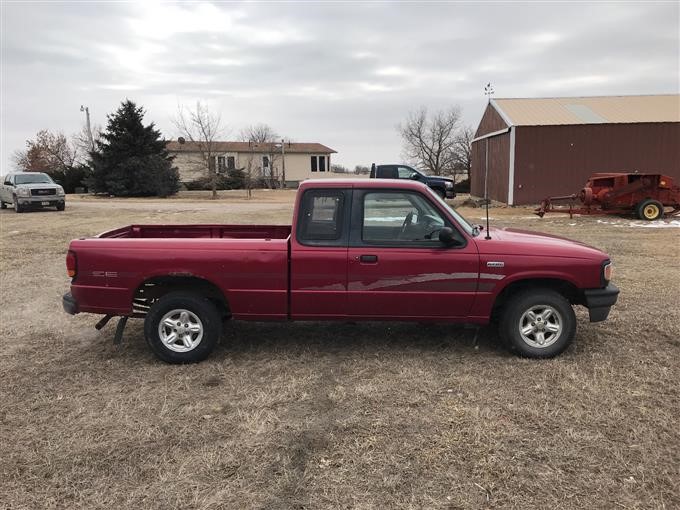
[
  {"xmin": 636, "ymin": 199, "xmax": 664, "ymax": 221},
  {"xmin": 499, "ymin": 289, "xmax": 576, "ymax": 358},
  {"xmin": 144, "ymin": 292, "xmax": 222, "ymax": 363}
]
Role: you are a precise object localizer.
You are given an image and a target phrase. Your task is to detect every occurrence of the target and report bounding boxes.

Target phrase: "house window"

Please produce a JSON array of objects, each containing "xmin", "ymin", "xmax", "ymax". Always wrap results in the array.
[
  {"xmin": 262, "ymin": 155, "xmax": 271, "ymax": 177},
  {"xmin": 310, "ymin": 155, "xmax": 326, "ymax": 173},
  {"xmin": 217, "ymin": 156, "xmax": 226, "ymax": 173},
  {"xmin": 227, "ymin": 156, "xmax": 235, "ymax": 170}
]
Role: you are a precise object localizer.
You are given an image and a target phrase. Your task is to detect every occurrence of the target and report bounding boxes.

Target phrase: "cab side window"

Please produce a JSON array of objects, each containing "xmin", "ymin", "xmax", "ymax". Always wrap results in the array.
[
  {"xmin": 361, "ymin": 191, "xmax": 464, "ymax": 247},
  {"xmin": 297, "ymin": 190, "xmax": 348, "ymax": 246},
  {"xmin": 377, "ymin": 166, "xmax": 398, "ymax": 179},
  {"xmin": 397, "ymin": 167, "xmax": 417, "ymax": 179},
  {"xmin": 4, "ymin": 176, "xmax": 12, "ymax": 185}
]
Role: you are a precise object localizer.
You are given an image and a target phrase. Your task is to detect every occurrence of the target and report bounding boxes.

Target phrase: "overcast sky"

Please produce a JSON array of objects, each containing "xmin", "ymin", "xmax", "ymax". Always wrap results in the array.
[{"xmin": 1, "ymin": 1, "xmax": 678, "ymax": 173}]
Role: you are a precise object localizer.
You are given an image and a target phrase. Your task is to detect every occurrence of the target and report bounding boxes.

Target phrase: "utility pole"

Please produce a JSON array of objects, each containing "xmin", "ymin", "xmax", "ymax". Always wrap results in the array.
[
  {"xmin": 280, "ymin": 139, "xmax": 286, "ymax": 189},
  {"xmin": 483, "ymin": 83, "xmax": 494, "ymax": 240},
  {"xmin": 80, "ymin": 105, "xmax": 94, "ymax": 152}
]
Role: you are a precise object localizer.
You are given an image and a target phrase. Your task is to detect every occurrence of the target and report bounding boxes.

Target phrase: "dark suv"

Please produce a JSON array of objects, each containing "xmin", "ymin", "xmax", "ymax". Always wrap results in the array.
[{"xmin": 370, "ymin": 164, "xmax": 455, "ymax": 199}]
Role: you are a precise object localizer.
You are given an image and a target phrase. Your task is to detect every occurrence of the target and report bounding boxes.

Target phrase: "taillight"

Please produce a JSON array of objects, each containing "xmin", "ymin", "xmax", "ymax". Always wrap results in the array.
[
  {"xmin": 603, "ymin": 262, "xmax": 613, "ymax": 282},
  {"xmin": 66, "ymin": 250, "xmax": 77, "ymax": 278}
]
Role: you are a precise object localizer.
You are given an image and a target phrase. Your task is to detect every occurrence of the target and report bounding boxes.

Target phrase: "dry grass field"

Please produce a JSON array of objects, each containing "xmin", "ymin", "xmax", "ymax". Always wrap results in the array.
[{"xmin": 1, "ymin": 190, "xmax": 679, "ymax": 509}]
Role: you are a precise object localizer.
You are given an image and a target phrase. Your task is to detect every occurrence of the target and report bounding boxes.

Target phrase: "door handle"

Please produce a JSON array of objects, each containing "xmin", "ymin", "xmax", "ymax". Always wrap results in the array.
[{"xmin": 359, "ymin": 254, "xmax": 378, "ymax": 263}]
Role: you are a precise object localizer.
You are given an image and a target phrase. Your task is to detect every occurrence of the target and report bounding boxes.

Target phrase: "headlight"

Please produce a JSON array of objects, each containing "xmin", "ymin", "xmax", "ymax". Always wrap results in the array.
[
  {"xmin": 16, "ymin": 188, "xmax": 31, "ymax": 197},
  {"xmin": 445, "ymin": 181, "xmax": 453, "ymax": 189},
  {"xmin": 603, "ymin": 262, "xmax": 613, "ymax": 282},
  {"xmin": 57, "ymin": 187, "xmax": 65, "ymax": 196}
]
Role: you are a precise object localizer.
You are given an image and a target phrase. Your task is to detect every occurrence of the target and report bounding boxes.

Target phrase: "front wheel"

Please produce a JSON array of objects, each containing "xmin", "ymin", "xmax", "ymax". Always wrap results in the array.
[
  {"xmin": 144, "ymin": 292, "xmax": 222, "ymax": 363},
  {"xmin": 13, "ymin": 196, "xmax": 23, "ymax": 213},
  {"xmin": 0, "ymin": 200, "xmax": 6, "ymax": 209},
  {"xmin": 499, "ymin": 289, "xmax": 576, "ymax": 358},
  {"xmin": 57, "ymin": 202, "xmax": 65, "ymax": 211}
]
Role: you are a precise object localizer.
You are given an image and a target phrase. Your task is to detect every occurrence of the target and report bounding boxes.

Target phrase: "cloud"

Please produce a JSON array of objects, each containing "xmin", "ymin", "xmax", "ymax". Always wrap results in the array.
[{"xmin": 1, "ymin": 1, "xmax": 678, "ymax": 172}]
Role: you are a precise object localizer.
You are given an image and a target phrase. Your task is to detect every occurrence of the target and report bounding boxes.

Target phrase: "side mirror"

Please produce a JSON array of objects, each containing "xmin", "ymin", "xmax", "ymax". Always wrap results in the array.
[
  {"xmin": 438, "ymin": 227, "xmax": 458, "ymax": 246},
  {"xmin": 410, "ymin": 173, "xmax": 420, "ymax": 180}
]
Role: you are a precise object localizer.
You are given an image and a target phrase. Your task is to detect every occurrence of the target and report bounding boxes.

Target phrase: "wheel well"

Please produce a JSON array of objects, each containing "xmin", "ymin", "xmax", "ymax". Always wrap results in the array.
[
  {"xmin": 490, "ymin": 278, "xmax": 584, "ymax": 323},
  {"xmin": 133, "ymin": 275, "xmax": 230, "ymax": 317}
]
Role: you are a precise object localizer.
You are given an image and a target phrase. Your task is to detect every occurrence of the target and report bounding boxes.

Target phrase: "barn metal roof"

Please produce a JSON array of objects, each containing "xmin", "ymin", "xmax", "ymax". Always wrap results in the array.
[{"xmin": 492, "ymin": 94, "xmax": 680, "ymax": 126}]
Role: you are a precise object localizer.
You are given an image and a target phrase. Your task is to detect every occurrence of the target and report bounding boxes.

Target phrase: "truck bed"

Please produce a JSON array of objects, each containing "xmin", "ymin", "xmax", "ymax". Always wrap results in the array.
[{"xmin": 99, "ymin": 224, "xmax": 292, "ymax": 240}]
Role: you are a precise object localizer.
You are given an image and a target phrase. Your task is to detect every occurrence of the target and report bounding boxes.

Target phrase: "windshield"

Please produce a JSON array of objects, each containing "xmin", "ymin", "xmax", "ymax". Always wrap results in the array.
[
  {"xmin": 427, "ymin": 188, "xmax": 476, "ymax": 235},
  {"xmin": 14, "ymin": 173, "xmax": 54, "ymax": 185}
]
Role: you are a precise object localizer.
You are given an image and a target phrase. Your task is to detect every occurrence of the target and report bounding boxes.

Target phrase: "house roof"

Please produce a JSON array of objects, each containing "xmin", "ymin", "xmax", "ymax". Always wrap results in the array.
[
  {"xmin": 491, "ymin": 94, "xmax": 680, "ymax": 126},
  {"xmin": 167, "ymin": 140, "xmax": 337, "ymax": 154}
]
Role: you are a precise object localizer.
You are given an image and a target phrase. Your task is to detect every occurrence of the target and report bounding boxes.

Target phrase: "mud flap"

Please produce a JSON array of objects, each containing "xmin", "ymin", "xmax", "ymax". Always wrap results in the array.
[{"xmin": 113, "ymin": 317, "xmax": 128, "ymax": 345}]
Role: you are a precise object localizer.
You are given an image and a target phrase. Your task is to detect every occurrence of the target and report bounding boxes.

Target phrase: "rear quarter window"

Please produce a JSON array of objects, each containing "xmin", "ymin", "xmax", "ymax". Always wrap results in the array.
[{"xmin": 296, "ymin": 190, "xmax": 347, "ymax": 245}]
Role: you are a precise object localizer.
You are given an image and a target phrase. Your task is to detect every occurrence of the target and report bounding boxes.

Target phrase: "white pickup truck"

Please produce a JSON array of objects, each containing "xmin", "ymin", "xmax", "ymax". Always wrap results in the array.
[{"xmin": 0, "ymin": 172, "xmax": 66, "ymax": 212}]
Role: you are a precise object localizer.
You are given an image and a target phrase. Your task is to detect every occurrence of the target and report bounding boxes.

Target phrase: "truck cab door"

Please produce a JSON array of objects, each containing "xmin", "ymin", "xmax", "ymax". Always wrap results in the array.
[
  {"xmin": 290, "ymin": 188, "xmax": 351, "ymax": 319},
  {"xmin": 347, "ymin": 189, "xmax": 479, "ymax": 319}
]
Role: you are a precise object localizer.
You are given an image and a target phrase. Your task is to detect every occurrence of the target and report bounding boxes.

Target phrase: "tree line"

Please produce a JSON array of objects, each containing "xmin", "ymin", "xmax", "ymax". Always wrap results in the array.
[
  {"xmin": 12, "ymin": 99, "xmax": 474, "ymax": 198},
  {"xmin": 13, "ymin": 100, "xmax": 180, "ymax": 197}
]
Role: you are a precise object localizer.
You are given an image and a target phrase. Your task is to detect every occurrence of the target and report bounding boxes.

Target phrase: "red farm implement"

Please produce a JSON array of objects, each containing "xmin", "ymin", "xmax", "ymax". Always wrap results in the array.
[{"xmin": 535, "ymin": 173, "xmax": 680, "ymax": 220}]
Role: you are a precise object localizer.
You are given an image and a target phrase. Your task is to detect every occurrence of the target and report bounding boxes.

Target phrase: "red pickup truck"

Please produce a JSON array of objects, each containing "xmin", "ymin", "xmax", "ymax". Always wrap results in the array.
[{"xmin": 63, "ymin": 179, "xmax": 619, "ymax": 363}]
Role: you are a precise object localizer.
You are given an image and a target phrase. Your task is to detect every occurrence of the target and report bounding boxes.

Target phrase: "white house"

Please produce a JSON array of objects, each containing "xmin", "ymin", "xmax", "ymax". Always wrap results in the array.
[{"xmin": 167, "ymin": 140, "xmax": 338, "ymax": 187}]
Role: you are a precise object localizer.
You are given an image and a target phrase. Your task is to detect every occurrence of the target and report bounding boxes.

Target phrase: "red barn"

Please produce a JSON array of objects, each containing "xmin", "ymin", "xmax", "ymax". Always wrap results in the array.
[{"xmin": 470, "ymin": 94, "xmax": 680, "ymax": 205}]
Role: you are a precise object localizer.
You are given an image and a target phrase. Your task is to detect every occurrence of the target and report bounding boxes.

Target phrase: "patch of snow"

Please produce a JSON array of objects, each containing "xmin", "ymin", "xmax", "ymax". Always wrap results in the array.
[
  {"xmin": 596, "ymin": 218, "xmax": 680, "ymax": 228},
  {"xmin": 628, "ymin": 220, "xmax": 680, "ymax": 228}
]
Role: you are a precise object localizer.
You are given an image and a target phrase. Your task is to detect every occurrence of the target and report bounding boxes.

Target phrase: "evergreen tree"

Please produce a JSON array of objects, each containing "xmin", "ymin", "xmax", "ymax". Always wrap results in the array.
[{"xmin": 89, "ymin": 100, "xmax": 179, "ymax": 197}]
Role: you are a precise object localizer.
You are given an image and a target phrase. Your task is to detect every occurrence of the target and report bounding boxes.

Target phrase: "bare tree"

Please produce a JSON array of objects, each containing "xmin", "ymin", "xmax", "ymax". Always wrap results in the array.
[
  {"xmin": 354, "ymin": 165, "xmax": 370, "ymax": 175},
  {"xmin": 73, "ymin": 124, "xmax": 103, "ymax": 163},
  {"xmin": 398, "ymin": 106, "xmax": 461, "ymax": 176},
  {"xmin": 240, "ymin": 123, "xmax": 282, "ymax": 189},
  {"xmin": 241, "ymin": 123, "xmax": 278, "ymax": 144},
  {"xmin": 331, "ymin": 164, "xmax": 348, "ymax": 174},
  {"xmin": 173, "ymin": 101, "xmax": 224, "ymax": 199},
  {"xmin": 452, "ymin": 125, "xmax": 474, "ymax": 182}
]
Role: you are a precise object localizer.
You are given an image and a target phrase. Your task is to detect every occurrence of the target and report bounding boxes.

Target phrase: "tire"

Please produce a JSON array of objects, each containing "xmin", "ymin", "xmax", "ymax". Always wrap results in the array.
[
  {"xmin": 636, "ymin": 199, "xmax": 664, "ymax": 221},
  {"xmin": 499, "ymin": 289, "xmax": 576, "ymax": 358},
  {"xmin": 0, "ymin": 201, "xmax": 6, "ymax": 209},
  {"xmin": 57, "ymin": 203, "xmax": 65, "ymax": 211},
  {"xmin": 144, "ymin": 292, "xmax": 222, "ymax": 363},
  {"xmin": 13, "ymin": 196, "xmax": 23, "ymax": 213},
  {"xmin": 436, "ymin": 188, "xmax": 447, "ymax": 200}
]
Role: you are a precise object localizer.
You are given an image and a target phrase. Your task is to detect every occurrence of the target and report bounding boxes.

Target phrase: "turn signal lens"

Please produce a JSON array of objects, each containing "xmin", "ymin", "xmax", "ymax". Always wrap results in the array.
[
  {"xmin": 603, "ymin": 262, "xmax": 613, "ymax": 282},
  {"xmin": 66, "ymin": 250, "xmax": 77, "ymax": 278}
]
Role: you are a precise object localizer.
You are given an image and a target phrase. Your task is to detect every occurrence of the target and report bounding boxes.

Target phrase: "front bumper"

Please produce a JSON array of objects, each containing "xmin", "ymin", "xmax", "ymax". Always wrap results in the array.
[
  {"xmin": 63, "ymin": 292, "xmax": 79, "ymax": 315},
  {"xmin": 583, "ymin": 283, "xmax": 619, "ymax": 322},
  {"xmin": 18, "ymin": 196, "xmax": 65, "ymax": 207}
]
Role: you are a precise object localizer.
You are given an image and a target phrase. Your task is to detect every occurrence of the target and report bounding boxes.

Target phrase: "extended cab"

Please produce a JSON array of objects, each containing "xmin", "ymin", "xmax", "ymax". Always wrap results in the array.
[
  {"xmin": 371, "ymin": 163, "xmax": 456, "ymax": 199},
  {"xmin": 1, "ymin": 172, "xmax": 66, "ymax": 212},
  {"xmin": 63, "ymin": 179, "xmax": 618, "ymax": 363}
]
